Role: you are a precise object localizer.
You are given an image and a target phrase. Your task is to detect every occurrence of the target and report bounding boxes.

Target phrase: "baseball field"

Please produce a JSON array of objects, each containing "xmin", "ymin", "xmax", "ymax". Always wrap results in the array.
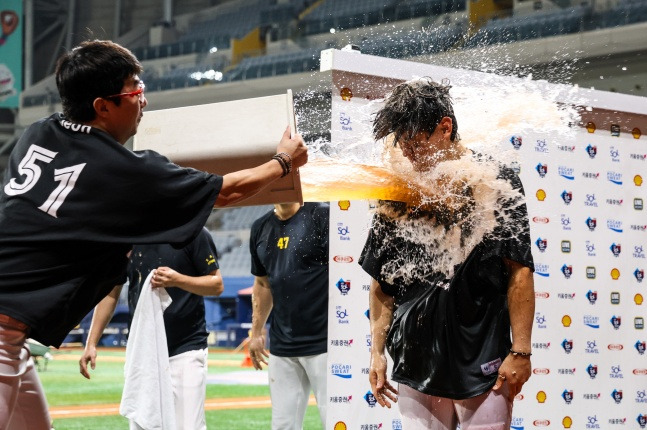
[{"xmin": 39, "ymin": 347, "xmax": 323, "ymax": 429}]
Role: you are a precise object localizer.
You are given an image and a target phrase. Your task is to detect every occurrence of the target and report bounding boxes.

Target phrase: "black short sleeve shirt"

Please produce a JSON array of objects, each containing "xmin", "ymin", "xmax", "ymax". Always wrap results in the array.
[
  {"xmin": 127, "ymin": 228, "xmax": 219, "ymax": 357},
  {"xmin": 0, "ymin": 113, "xmax": 222, "ymax": 346},
  {"xmin": 359, "ymin": 163, "xmax": 534, "ymax": 399},
  {"xmin": 249, "ymin": 202, "xmax": 330, "ymax": 357}
]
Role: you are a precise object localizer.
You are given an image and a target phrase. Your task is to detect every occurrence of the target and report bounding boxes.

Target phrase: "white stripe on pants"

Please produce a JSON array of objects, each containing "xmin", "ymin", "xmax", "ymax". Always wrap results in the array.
[
  {"xmin": 169, "ymin": 348, "xmax": 208, "ymax": 430},
  {"xmin": 0, "ymin": 318, "xmax": 51, "ymax": 430},
  {"xmin": 268, "ymin": 352, "xmax": 327, "ymax": 430}
]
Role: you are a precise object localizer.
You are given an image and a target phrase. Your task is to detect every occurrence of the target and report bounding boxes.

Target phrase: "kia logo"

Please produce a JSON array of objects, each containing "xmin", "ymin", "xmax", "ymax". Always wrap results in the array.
[
  {"xmin": 533, "ymin": 368, "xmax": 550, "ymax": 375},
  {"xmin": 333, "ymin": 255, "xmax": 354, "ymax": 263},
  {"xmin": 533, "ymin": 420, "xmax": 550, "ymax": 426},
  {"xmin": 535, "ymin": 292, "xmax": 550, "ymax": 299},
  {"xmin": 533, "ymin": 216, "xmax": 550, "ymax": 224},
  {"xmin": 608, "ymin": 344, "xmax": 624, "ymax": 350},
  {"xmin": 633, "ymin": 369, "xmax": 647, "ymax": 375}
]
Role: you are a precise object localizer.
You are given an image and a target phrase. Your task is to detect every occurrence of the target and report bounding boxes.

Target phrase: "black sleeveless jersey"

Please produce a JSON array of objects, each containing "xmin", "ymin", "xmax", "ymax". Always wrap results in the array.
[
  {"xmin": 250, "ymin": 202, "xmax": 329, "ymax": 357},
  {"xmin": 0, "ymin": 113, "xmax": 221, "ymax": 346},
  {"xmin": 127, "ymin": 228, "xmax": 218, "ymax": 357},
  {"xmin": 360, "ymin": 165, "xmax": 534, "ymax": 399}
]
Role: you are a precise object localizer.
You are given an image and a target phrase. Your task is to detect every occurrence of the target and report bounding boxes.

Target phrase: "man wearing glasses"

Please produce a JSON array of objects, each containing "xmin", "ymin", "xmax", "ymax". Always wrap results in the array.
[{"xmin": 0, "ymin": 39, "xmax": 307, "ymax": 429}]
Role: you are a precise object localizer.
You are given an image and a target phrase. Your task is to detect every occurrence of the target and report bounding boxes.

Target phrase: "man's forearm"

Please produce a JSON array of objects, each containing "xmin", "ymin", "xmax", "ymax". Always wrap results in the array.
[
  {"xmin": 215, "ymin": 160, "xmax": 283, "ymax": 207},
  {"xmin": 85, "ymin": 285, "xmax": 122, "ymax": 348},
  {"xmin": 172, "ymin": 270, "xmax": 224, "ymax": 297},
  {"xmin": 251, "ymin": 278, "xmax": 273, "ymax": 337},
  {"xmin": 507, "ymin": 262, "xmax": 535, "ymax": 353},
  {"xmin": 369, "ymin": 278, "xmax": 394, "ymax": 354}
]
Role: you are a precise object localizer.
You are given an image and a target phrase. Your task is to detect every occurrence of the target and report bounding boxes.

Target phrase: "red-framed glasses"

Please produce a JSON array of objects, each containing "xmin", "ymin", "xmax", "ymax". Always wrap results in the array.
[{"xmin": 105, "ymin": 81, "xmax": 145, "ymax": 102}]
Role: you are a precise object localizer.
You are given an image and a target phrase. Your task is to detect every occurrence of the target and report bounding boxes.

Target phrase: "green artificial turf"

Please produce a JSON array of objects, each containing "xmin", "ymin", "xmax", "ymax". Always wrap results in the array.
[{"xmin": 40, "ymin": 348, "xmax": 324, "ymax": 429}]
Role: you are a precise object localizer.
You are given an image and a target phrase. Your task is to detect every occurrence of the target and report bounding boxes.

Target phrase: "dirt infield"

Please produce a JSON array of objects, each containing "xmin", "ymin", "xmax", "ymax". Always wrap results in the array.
[{"xmin": 49, "ymin": 396, "xmax": 316, "ymax": 419}]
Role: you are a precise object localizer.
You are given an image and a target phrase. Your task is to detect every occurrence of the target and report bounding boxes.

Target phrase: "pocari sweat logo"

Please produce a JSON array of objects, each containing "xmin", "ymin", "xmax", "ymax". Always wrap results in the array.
[
  {"xmin": 535, "ymin": 263, "xmax": 549, "ymax": 277},
  {"xmin": 535, "ymin": 163, "xmax": 547, "ymax": 178},
  {"xmin": 331, "ymin": 363, "xmax": 352, "ymax": 379},
  {"xmin": 586, "ymin": 144, "xmax": 597, "ymax": 158},
  {"xmin": 558, "ymin": 166, "xmax": 574, "ymax": 180},
  {"xmin": 610, "ymin": 243, "xmax": 622, "ymax": 257},
  {"xmin": 392, "ymin": 419, "xmax": 403, "ymax": 430},
  {"xmin": 607, "ymin": 171, "xmax": 623, "ymax": 185},
  {"xmin": 584, "ymin": 315, "xmax": 600, "ymax": 328},
  {"xmin": 607, "ymin": 219, "xmax": 623, "ymax": 233},
  {"xmin": 511, "ymin": 417, "xmax": 524, "ymax": 430}
]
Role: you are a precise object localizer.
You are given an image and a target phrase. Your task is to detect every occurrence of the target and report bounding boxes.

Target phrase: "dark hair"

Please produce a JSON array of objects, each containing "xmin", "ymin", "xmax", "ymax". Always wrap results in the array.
[
  {"xmin": 55, "ymin": 40, "xmax": 143, "ymax": 122},
  {"xmin": 373, "ymin": 77, "xmax": 459, "ymax": 144}
]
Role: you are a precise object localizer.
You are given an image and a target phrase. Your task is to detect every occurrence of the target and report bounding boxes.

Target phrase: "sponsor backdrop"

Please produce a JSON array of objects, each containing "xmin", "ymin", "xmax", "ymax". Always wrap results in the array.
[
  {"xmin": 0, "ymin": 0, "xmax": 22, "ymax": 108},
  {"xmin": 325, "ymin": 66, "xmax": 646, "ymax": 429}
]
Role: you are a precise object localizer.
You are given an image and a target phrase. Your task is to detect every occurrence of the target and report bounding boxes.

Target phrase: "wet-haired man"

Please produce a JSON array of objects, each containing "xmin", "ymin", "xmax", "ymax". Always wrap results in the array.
[
  {"xmin": 360, "ymin": 77, "xmax": 535, "ymax": 430},
  {"xmin": 0, "ymin": 39, "xmax": 307, "ymax": 429}
]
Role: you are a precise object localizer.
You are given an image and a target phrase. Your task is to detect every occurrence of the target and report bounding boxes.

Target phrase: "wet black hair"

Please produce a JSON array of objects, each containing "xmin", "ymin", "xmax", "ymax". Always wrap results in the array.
[
  {"xmin": 373, "ymin": 77, "xmax": 459, "ymax": 145},
  {"xmin": 55, "ymin": 40, "xmax": 143, "ymax": 123}
]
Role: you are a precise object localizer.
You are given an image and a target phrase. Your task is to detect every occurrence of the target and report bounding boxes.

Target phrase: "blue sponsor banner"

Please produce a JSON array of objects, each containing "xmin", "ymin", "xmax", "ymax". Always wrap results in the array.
[{"xmin": 0, "ymin": 0, "xmax": 22, "ymax": 108}]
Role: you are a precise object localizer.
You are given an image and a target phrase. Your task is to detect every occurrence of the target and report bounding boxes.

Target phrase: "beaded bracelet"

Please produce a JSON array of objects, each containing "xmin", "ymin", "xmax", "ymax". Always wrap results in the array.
[
  {"xmin": 272, "ymin": 152, "xmax": 292, "ymax": 177},
  {"xmin": 510, "ymin": 348, "xmax": 532, "ymax": 357},
  {"xmin": 272, "ymin": 154, "xmax": 289, "ymax": 177}
]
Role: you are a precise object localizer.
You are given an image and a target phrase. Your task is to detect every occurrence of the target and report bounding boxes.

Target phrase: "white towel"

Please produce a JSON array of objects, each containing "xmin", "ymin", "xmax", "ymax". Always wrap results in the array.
[{"xmin": 120, "ymin": 271, "xmax": 176, "ymax": 430}]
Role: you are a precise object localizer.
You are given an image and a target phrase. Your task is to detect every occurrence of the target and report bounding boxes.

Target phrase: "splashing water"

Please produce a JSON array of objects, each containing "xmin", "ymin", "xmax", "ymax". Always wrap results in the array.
[{"xmin": 294, "ymin": 43, "xmax": 582, "ymax": 283}]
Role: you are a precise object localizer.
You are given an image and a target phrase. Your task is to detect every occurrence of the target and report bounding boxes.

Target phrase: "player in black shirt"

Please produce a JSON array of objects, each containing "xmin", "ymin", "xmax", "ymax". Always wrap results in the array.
[
  {"xmin": 79, "ymin": 228, "xmax": 222, "ymax": 429},
  {"xmin": 249, "ymin": 202, "xmax": 329, "ymax": 430},
  {"xmin": 0, "ymin": 40, "xmax": 307, "ymax": 429},
  {"xmin": 359, "ymin": 78, "xmax": 535, "ymax": 430}
]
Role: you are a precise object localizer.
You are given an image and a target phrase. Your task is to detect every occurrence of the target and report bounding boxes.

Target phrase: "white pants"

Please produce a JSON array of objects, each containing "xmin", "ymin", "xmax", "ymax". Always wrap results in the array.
[
  {"xmin": 268, "ymin": 353, "xmax": 327, "ymax": 430},
  {"xmin": 0, "ymin": 316, "xmax": 51, "ymax": 430},
  {"xmin": 398, "ymin": 383, "xmax": 512, "ymax": 430},
  {"xmin": 169, "ymin": 348, "xmax": 208, "ymax": 430}
]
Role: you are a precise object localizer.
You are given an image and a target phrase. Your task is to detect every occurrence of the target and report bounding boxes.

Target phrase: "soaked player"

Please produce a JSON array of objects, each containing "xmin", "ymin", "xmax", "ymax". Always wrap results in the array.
[
  {"xmin": 360, "ymin": 78, "xmax": 535, "ymax": 430},
  {"xmin": 0, "ymin": 40, "xmax": 307, "ymax": 429}
]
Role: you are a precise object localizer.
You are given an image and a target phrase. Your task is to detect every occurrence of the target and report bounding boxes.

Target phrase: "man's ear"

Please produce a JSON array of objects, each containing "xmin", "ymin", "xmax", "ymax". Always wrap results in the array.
[
  {"xmin": 92, "ymin": 97, "xmax": 111, "ymax": 119},
  {"xmin": 440, "ymin": 117, "xmax": 453, "ymax": 138}
]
